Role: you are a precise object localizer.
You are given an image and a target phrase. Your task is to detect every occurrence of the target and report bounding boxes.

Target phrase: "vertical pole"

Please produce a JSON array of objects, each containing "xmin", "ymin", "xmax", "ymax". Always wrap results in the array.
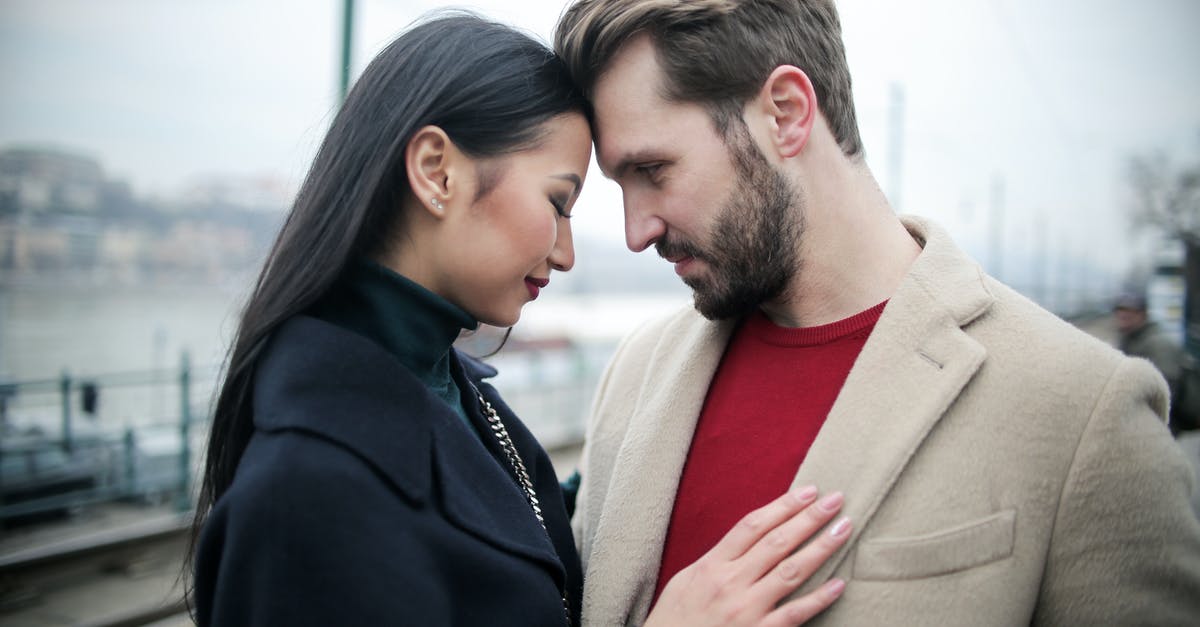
[
  {"xmin": 177, "ymin": 351, "xmax": 192, "ymax": 512},
  {"xmin": 339, "ymin": 0, "xmax": 355, "ymax": 103},
  {"xmin": 1034, "ymin": 212, "xmax": 1048, "ymax": 309},
  {"xmin": 887, "ymin": 82, "xmax": 906, "ymax": 212},
  {"xmin": 571, "ymin": 343, "xmax": 589, "ymax": 439},
  {"xmin": 1184, "ymin": 240, "xmax": 1200, "ymax": 361},
  {"xmin": 124, "ymin": 427, "xmax": 137, "ymax": 498},
  {"xmin": 988, "ymin": 176, "xmax": 1006, "ymax": 282},
  {"xmin": 1058, "ymin": 235, "xmax": 1071, "ymax": 316},
  {"xmin": 60, "ymin": 370, "xmax": 73, "ymax": 453}
]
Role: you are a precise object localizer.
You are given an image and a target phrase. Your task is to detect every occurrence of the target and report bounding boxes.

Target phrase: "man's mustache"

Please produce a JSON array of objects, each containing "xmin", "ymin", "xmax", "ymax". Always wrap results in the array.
[{"xmin": 656, "ymin": 236, "xmax": 707, "ymax": 263}]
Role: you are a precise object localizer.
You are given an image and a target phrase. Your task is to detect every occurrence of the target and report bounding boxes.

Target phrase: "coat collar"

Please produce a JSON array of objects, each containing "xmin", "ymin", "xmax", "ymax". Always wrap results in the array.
[
  {"xmin": 252, "ymin": 316, "xmax": 562, "ymax": 574},
  {"xmin": 582, "ymin": 216, "xmax": 995, "ymax": 619},
  {"xmin": 253, "ymin": 315, "xmax": 438, "ymax": 501}
]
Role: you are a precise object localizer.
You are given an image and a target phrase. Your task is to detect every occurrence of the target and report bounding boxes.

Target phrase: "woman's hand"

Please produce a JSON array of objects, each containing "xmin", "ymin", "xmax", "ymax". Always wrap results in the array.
[{"xmin": 644, "ymin": 486, "xmax": 851, "ymax": 627}]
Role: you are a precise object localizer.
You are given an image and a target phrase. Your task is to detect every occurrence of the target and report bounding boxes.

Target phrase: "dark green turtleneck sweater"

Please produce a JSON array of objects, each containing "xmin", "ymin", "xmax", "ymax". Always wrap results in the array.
[{"xmin": 310, "ymin": 259, "xmax": 478, "ymax": 426}]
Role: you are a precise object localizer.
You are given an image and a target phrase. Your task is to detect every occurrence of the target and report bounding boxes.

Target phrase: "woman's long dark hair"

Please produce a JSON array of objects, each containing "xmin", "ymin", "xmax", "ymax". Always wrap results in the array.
[{"xmin": 186, "ymin": 11, "xmax": 586, "ymax": 601}]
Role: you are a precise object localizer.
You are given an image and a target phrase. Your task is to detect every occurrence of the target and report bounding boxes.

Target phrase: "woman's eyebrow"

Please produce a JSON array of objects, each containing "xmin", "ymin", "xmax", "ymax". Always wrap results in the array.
[{"xmin": 551, "ymin": 173, "xmax": 583, "ymax": 198}]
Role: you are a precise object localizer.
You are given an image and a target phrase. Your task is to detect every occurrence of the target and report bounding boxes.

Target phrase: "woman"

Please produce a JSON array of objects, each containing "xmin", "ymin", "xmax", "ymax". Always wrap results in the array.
[{"xmin": 189, "ymin": 12, "xmax": 850, "ymax": 626}]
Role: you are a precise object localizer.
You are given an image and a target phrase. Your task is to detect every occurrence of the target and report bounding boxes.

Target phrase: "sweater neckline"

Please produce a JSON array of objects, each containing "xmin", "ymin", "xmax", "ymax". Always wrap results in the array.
[
  {"xmin": 745, "ymin": 301, "xmax": 888, "ymax": 347},
  {"xmin": 309, "ymin": 258, "xmax": 477, "ymax": 384}
]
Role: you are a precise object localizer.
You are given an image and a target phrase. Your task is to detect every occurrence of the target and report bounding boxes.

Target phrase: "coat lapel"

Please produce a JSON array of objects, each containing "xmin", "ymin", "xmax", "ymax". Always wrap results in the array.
[
  {"xmin": 431, "ymin": 409, "xmax": 565, "ymax": 575},
  {"xmin": 254, "ymin": 316, "xmax": 562, "ymax": 577},
  {"xmin": 790, "ymin": 215, "xmax": 995, "ymax": 590},
  {"xmin": 438, "ymin": 352, "xmax": 565, "ymax": 574},
  {"xmin": 585, "ymin": 313, "xmax": 738, "ymax": 623}
]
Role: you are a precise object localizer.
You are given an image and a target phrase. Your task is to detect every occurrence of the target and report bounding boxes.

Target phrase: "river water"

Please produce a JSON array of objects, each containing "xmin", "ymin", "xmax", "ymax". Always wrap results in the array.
[
  {"xmin": 0, "ymin": 281, "xmax": 687, "ymax": 445},
  {"xmin": 1, "ymin": 283, "xmax": 246, "ymax": 382},
  {"xmin": 0, "ymin": 282, "xmax": 247, "ymax": 441}
]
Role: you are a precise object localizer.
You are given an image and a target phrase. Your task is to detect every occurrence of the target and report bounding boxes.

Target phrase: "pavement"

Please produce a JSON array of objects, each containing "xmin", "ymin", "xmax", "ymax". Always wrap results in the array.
[
  {"xmin": 0, "ymin": 445, "xmax": 585, "ymax": 627},
  {"xmin": 0, "ymin": 502, "xmax": 189, "ymax": 627}
]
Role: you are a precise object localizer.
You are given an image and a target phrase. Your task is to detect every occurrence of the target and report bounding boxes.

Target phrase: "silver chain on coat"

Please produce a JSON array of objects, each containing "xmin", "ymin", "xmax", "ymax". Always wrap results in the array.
[{"xmin": 469, "ymin": 382, "xmax": 570, "ymax": 626}]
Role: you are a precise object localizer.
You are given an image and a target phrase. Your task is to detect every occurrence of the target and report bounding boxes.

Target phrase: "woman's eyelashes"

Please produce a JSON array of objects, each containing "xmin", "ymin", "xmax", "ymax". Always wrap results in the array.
[{"xmin": 551, "ymin": 196, "xmax": 572, "ymax": 219}]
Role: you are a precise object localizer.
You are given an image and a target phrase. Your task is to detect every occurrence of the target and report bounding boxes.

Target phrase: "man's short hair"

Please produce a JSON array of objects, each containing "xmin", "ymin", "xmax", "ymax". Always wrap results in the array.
[
  {"xmin": 1114, "ymin": 292, "xmax": 1148, "ymax": 312},
  {"xmin": 554, "ymin": 0, "xmax": 863, "ymax": 157}
]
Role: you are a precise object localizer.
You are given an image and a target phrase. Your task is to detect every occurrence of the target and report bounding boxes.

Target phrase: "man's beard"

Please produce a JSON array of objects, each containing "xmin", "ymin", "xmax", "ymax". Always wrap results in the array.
[{"xmin": 656, "ymin": 125, "xmax": 803, "ymax": 321}]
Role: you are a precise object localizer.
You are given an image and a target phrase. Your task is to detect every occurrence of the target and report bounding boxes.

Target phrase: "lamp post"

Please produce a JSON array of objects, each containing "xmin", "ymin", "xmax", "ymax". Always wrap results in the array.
[{"xmin": 339, "ymin": 0, "xmax": 355, "ymax": 103}]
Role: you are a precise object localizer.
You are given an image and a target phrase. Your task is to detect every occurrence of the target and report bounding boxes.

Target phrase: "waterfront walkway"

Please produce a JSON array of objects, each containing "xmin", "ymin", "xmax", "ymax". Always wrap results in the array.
[
  {"xmin": 0, "ymin": 502, "xmax": 189, "ymax": 626},
  {"xmin": 0, "ymin": 444, "xmax": 585, "ymax": 627}
]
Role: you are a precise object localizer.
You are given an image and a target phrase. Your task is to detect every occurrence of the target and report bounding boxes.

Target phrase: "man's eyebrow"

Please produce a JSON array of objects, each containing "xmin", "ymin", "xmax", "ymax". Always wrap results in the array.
[
  {"xmin": 551, "ymin": 173, "xmax": 583, "ymax": 198},
  {"xmin": 606, "ymin": 149, "xmax": 660, "ymax": 181}
]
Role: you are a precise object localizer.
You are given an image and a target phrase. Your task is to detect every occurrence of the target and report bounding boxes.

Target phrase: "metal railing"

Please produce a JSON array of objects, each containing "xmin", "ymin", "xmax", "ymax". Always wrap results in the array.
[
  {"xmin": 0, "ymin": 339, "xmax": 605, "ymax": 527},
  {"xmin": 0, "ymin": 353, "xmax": 215, "ymax": 525}
]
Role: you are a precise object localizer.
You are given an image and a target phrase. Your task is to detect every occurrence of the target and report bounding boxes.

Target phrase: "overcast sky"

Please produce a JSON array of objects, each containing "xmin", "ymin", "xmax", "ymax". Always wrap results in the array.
[{"xmin": 2, "ymin": 0, "xmax": 1199, "ymax": 285}]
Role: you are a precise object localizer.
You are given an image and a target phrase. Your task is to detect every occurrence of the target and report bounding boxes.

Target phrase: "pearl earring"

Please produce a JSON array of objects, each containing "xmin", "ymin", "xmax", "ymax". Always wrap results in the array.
[{"xmin": 431, "ymin": 197, "xmax": 445, "ymax": 211}]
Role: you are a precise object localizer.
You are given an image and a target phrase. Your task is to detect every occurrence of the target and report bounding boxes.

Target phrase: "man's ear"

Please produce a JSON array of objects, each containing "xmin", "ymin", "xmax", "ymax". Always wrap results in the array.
[
  {"xmin": 756, "ymin": 65, "xmax": 817, "ymax": 159},
  {"xmin": 405, "ymin": 125, "xmax": 455, "ymax": 218}
]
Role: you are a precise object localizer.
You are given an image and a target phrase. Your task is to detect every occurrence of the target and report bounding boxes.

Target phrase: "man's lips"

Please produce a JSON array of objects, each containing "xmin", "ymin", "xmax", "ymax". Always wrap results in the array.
[
  {"xmin": 657, "ymin": 239, "xmax": 701, "ymax": 277},
  {"xmin": 663, "ymin": 254, "xmax": 695, "ymax": 276},
  {"xmin": 525, "ymin": 277, "xmax": 549, "ymax": 299}
]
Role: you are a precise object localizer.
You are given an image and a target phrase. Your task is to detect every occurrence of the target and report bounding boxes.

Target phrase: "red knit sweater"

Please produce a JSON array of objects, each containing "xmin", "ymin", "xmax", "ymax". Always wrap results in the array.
[{"xmin": 652, "ymin": 302, "xmax": 886, "ymax": 602}]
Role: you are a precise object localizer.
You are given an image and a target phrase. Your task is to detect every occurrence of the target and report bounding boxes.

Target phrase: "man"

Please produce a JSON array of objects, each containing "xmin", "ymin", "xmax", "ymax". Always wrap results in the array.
[
  {"xmin": 1114, "ymin": 292, "xmax": 1194, "ymax": 435},
  {"xmin": 553, "ymin": 1, "xmax": 1200, "ymax": 624},
  {"xmin": 1114, "ymin": 291, "xmax": 1184, "ymax": 395}
]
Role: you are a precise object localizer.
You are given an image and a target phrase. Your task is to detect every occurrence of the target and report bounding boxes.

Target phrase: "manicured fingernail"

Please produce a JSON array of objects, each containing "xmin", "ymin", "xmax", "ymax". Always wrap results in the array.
[
  {"xmin": 792, "ymin": 485, "xmax": 818, "ymax": 503},
  {"xmin": 829, "ymin": 517, "xmax": 852, "ymax": 538},
  {"xmin": 818, "ymin": 491, "xmax": 844, "ymax": 512},
  {"xmin": 825, "ymin": 578, "xmax": 846, "ymax": 597}
]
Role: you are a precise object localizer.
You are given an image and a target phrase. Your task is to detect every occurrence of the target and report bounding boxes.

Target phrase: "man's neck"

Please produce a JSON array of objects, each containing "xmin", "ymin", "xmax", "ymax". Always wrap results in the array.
[{"xmin": 760, "ymin": 164, "xmax": 921, "ymax": 329}]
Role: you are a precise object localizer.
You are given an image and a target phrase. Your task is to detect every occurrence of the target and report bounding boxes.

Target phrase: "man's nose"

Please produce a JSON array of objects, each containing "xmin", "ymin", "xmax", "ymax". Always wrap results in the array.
[{"xmin": 623, "ymin": 190, "xmax": 666, "ymax": 253}]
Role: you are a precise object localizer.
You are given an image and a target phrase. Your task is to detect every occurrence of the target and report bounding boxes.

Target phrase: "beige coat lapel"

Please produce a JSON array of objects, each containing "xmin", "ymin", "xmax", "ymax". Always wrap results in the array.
[
  {"xmin": 791, "ymin": 215, "xmax": 996, "ymax": 591},
  {"xmin": 584, "ymin": 314, "xmax": 736, "ymax": 624}
]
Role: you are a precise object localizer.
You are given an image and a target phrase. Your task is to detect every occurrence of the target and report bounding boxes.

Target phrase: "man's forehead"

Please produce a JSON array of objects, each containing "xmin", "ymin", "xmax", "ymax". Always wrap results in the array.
[
  {"xmin": 591, "ymin": 35, "xmax": 665, "ymax": 120},
  {"xmin": 592, "ymin": 95, "xmax": 677, "ymax": 178},
  {"xmin": 591, "ymin": 38, "xmax": 673, "ymax": 176}
]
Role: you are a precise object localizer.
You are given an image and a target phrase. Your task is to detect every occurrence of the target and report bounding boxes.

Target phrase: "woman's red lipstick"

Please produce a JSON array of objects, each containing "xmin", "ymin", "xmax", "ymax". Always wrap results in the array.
[{"xmin": 525, "ymin": 277, "xmax": 549, "ymax": 299}]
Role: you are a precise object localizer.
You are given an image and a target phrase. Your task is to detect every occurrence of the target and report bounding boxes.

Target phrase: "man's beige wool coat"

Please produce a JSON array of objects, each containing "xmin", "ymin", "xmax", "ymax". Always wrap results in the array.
[{"xmin": 573, "ymin": 217, "xmax": 1200, "ymax": 625}]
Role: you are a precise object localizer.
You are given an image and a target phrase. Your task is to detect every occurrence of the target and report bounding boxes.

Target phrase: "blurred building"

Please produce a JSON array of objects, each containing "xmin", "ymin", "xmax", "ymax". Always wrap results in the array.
[
  {"xmin": 177, "ymin": 174, "xmax": 293, "ymax": 213},
  {"xmin": 0, "ymin": 146, "xmax": 281, "ymax": 286},
  {"xmin": 0, "ymin": 146, "xmax": 131, "ymax": 216}
]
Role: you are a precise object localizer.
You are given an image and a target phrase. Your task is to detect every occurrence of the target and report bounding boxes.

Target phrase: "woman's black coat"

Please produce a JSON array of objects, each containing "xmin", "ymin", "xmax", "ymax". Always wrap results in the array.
[{"xmin": 194, "ymin": 316, "xmax": 582, "ymax": 626}]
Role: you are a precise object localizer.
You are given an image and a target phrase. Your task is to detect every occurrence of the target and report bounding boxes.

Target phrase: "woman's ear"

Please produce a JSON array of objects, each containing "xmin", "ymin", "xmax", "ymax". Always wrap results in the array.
[
  {"xmin": 405, "ymin": 125, "xmax": 454, "ymax": 218},
  {"xmin": 756, "ymin": 65, "xmax": 817, "ymax": 159}
]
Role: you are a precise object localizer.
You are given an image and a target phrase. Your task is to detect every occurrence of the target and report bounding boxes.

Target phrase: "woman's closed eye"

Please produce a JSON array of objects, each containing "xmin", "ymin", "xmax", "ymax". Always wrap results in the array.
[{"xmin": 551, "ymin": 197, "xmax": 572, "ymax": 219}]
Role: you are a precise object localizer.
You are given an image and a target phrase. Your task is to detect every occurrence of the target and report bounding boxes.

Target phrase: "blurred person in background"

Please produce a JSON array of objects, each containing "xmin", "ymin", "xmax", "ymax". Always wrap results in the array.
[
  {"xmin": 554, "ymin": 0, "xmax": 1200, "ymax": 624},
  {"xmin": 1114, "ymin": 292, "xmax": 1197, "ymax": 436},
  {"xmin": 188, "ymin": 11, "xmax": 851, "ymax": 627}
]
